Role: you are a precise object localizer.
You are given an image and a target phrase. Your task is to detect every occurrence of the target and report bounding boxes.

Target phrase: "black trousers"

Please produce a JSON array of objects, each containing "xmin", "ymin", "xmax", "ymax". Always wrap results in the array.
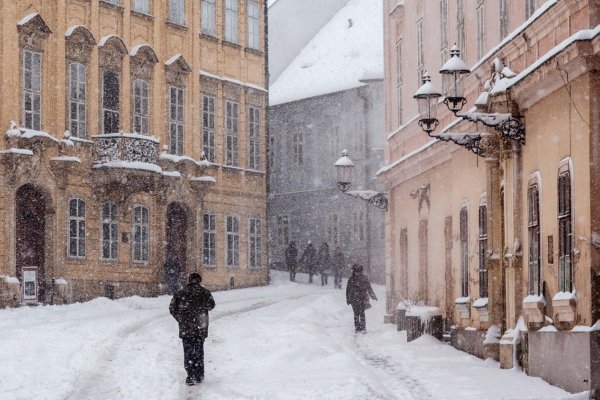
[
  {"xmin": 182, "ymin": 337, "xmax": 205, "ymax": 379},
  {"xmin": 351, "ymin": 303, "xmax": 366, "ymax": 331}
]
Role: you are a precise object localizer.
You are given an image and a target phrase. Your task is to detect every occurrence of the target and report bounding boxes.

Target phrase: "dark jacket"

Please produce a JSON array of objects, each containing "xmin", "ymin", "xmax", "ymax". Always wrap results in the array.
[
  {"xmin": 346, "ymin": 273, "xmax": 376, "ymax": 306},
  {"xmin": 300, "ymin": 244, "xmax": 317, "ymax": 270},
  {"xmin": 169, "ymin": 283, "xmax": 216, "ymax": 339},
  {"xmin": 332, "ymin": 250, "xmax": 345, "ymax": 274},
  {"xmin": 285, "ymin": 243, "xmax": 298, "ymax": 270},
  {"xmin": 316, "ymin": 244, "xmax": 330, "ymax": 272}
]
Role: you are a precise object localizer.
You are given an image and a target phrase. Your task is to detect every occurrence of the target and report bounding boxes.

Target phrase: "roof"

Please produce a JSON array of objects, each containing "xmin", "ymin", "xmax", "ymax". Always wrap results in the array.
[{"xmin": 269, "ymin": 0, "xmax": 383, "ymax": 106}]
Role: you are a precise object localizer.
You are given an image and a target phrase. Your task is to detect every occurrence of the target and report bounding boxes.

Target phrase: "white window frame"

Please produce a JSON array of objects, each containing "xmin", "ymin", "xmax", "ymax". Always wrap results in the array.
[
  {"xmin": 499, "ymin": 0, "xmax": 509, "ymax": 39},
  {"xmin": 169, "ymin": 0, "xmax": 185, "ymax": 25},
  {"xmin": 68, "ymin": 198, "xmax": 86, "ymax": 258},
  {"xmin": 133, "ymin": 0, "xmax": 150, "ymax": 14},
  {"xmin": 247, "ymin": 0, "xmax": 260, "ymax": 50},
  {"xmin": 248, "ymin": 217, "xmax": 262, "ymax": 268},
  {"xmin": 169, "ymin": 85, "xmax": 184, "ymax": 156},
  {"xmin": 203, "ymin": 212, "xmax": 217, "ymax": 267},
  {"xmin": 201, "ymin": 0, "xmax": 217, "ymax": 36},
  {"xmin": 225, "ymin": 100, "xmax": 239, "ymax": 166},
  {"xmin": 276, "ymin": 215, "xmax": 288, "ymax": 245},
  {"xmin": 477, "ymin": 1, "xmax": 486, "ymax": 60},
  {"xmin": 133, "ymin": 78, "xmax": 150, "ymax": 135},
  {"xmin": 132, "ymin": 205, "xmax": 149, "ymax": 263},
  {"xmin": 248, "ymin": 106, "xmax": 260, "ymax": 170},
  {"xmin": 22, "ymin": 49, "xmax": 42, "ymax": 130},
  {"xmin": 69, "ymin": 62, "xmax": 87, "ymax": 138},
  {"xmin": 226, "ymin": 215, "xmax": 240, "ymax": 267},
  {"xmin": 224, "ymin": 0, "xmax": 239, "ymax": 44},
  {"xmin": 101, "ymin": 202, "xmax": 119, "ymax": 261},
  {"xmin": 202, "ymin": 94, "xmax": 216, "ymax": 162}
]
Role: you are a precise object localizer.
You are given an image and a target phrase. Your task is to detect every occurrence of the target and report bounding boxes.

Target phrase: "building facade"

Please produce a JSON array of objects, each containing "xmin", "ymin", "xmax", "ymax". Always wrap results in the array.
[
  {"xmin": 268, "ymin": 0, "xmax": 385, "ymax": 283},
  {"xmin": 0, "ymin": 0, "xmax": 269, "ymax": 307},
  {"xmin": 380, "ymin": 0, "xmax": 600, "ymax": 393}
]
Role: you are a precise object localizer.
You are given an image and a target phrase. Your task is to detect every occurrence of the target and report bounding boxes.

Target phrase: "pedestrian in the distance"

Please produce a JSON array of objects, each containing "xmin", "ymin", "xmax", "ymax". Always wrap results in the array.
[
  {"xmin": 346, "ymin": 264, "xmax": 377, "ymax": 333},
  {"xmin": 332, "ymin": 246, "xmax": 345, "ymax": 289},
  {"xmin": 164, "ymin": 252, "xmax": 181, "ymax": 294},
  {"xmin": 317, "ymin": 242, "xmax": 330, "ymax": 286},
  {"xmin": 300, "ymin": 241, "xmax": 317, "ymax": 283},
  {"xmin": 285, "ymin": 241, "xmax": 298, "ymax": 281},
  {"xmin": 169, "ymin": 273, "xmax": 216, "ymax": 386}
]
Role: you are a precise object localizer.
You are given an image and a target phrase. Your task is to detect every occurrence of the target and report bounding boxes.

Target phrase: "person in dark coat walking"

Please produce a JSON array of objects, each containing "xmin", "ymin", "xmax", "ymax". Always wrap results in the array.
[
  {"xmin": 346, "ymin": 264, "xmax": 377, "ymax": 333},
  {"xmin": 300, "ymin": 241, "xmax": 317, "ymax": 283},
  {"xmin": 285, "ymin": 241, "xmax": 298, "ymax": 281},
  {"xmin": 169, "ymin": 273, "xmax": 216, "ymax": 386},
  {"xmin": 332, "ymin": 246, "xmax": 345, "ymax": 289},
  {"xmin": 317, "ymin": 242, "xmax": 330, "ymax": 286},
  {"xmin": 164, "ymin": 252, "xmax": 181, "ymax": 294}
]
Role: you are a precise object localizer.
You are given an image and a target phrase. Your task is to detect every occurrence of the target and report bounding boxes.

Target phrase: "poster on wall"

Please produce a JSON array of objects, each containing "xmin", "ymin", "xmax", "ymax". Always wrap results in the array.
[{"xmin": 22, "ymin": 267, "xmax": 38, "ymax": 303}]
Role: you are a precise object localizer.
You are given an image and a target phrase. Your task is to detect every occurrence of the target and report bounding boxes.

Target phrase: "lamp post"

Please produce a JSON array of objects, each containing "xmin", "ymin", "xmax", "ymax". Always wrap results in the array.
[
  {"xmin": 334, "ymin": 150, "xmax": 388, "ymax": 211},
  {"xmin": 413, "ymin": 45, "xmax": 525, "ymax": 155}
]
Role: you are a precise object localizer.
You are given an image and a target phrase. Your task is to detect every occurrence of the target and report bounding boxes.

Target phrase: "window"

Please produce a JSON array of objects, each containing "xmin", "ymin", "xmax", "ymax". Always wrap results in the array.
[
  {"xmin": 526, "ymin": 0, "xmax": 536, "ymax": 19},
  {"xmin": 528, "ymin": 183, "xmax": 541, "ymax": 295},
  {"xmin": 478, "ymin": 204, "xmax": 488, "ymax": 298},
  {"xmin": 248, "ymin": 218, "xmax": 262, "ymax": 268},
  {"xmin": 102, "ymin": 0, "xmax": 120, "ymax": 4},
  {"xmin": 477, "ymin": 1, "xmax": 486, "ymax": 60},
  {"xmin": 396, "ymin": 39, "xmax": 403, "ymax": 85},
  {"xmin": 460, "ymin": 206, "xmax": 469, "ymax": 297},
  {"xmin": 169, "ymin": 86, "xmax": 184, "ymax": 155},
  {"xmin": 101, "ymin": 202, "xmax": 119, "ymax": 260},
  {"xmin": 22, "ymin": 50, "xmax": 42, "ymax": 130},
  {"xmin": 169, "ymin": 0, "xmax": 185, "ymax": 25},
  {"xmin": 247, "ymin": 0, "xmax": 260, "ymax": 50},
  {"xmin": 293, "ymin": 132, "xmax": 303, "ymax": 165},
  {"xmin": 416, "ymin": 18, "xmax": 424, "ymax": 69},
  {"xmin": 359, "ymin": 211, "xmax": 365, "ymax": 242},
  {"xmin": 102, "ymin": 70, "xmax": 120, "ymax": 133},
  {"xmin": 400, "ymin": 228, "xmax": 408, "ymax": 297},
  {"xmin": 203, "ymin": 213, "xmax": 216, "ymax": 266},
  {"xmin": 248, "ymin": 106, "xmax": 260, "ymax": 169},
  {"xmin": 224, "ymin": 0, "xmax": 239, "ymax": 44},
  {"xmin": 457, "ymin": 0, "xmax": 465, "ymax": 60},
  {"xmin": 133, "ymin": 205, "xmax": 149, "ymax": 262},
  {"xmin": 440, "ymin": 0, "xmax": 448, "ymax": 50},
  {"xmin": 277, "ymin": 215, "xmax": 289, "ymax": 245},
  {"xmin": 558, "ymin": 171, "xmax": 573, "ymax": 292},
  {"xmin": 500, "ymin": 0, "xmax": 509, "ymax": 39},
  {"xmin": 133, "ymin": 0, "xmax": 150, "ymax": 14},
  {"xmin": 328, "ymin": 214, "xmax": 338, "ymax": 246},
  {"xmin": 69, "ymin": 63, "xmax": 87, "ymax": 138},
  {"xmin": 225, "ymin": 100, "xmax": 239, "ymax": 166},
  {"xmin": 133, "ymin": 79, "xmax": 149, "ymax": 135},
  {"xmin": 201, "ymin": 0, "xmax": 217, "ymax": 36},
  {"xmin": 69, "ymin": 198, "xmax": 86, "ymax": 258},
  {"xmin": 397, "ymin": 86, "xmax": 403, "ymax": 126},
  {"xmin": 226, "ymin": 215, "xmax": 240, "ymax": 267},
  {"xmin": 202, "ymin": 95, "xmax": 216, "ymax": 162}
]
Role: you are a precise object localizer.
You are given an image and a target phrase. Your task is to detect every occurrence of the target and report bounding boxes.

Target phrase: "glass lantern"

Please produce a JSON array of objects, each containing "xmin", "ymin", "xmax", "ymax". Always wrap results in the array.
[
  {"xmin": 413, "ymin": 72, "xmax": 442, "ymax": 134},
  {"xmin": 334, "ymin": 150, "xmax": 354, "ymax": 192},
  {"xmin": 439, "ymin": 45, "xmax": 470, "ymax": 113}
]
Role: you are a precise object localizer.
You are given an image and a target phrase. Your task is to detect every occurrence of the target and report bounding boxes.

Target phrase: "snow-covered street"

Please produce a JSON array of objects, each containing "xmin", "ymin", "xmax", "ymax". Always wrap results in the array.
[{"xmin": 0, "ymin": 272, "xmax": 586, "ymax": 400}]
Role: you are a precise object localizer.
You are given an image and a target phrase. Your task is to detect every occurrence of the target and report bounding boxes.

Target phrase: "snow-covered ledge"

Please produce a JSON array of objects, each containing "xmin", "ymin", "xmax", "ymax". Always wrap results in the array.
[
  {"xmin": 473, "ymin": 297, "xmax": 489, "ymax": 324},
  {"xmin": 552, "ymin": 291, "xmax": 577, "ymax": 327},
  {"xmin": 522, "ymin": 294, "xmax": 546, "ymax": 329},
  {"xmin": 455, "ymin": 296, "xmax": 471, "ymax": 320}
]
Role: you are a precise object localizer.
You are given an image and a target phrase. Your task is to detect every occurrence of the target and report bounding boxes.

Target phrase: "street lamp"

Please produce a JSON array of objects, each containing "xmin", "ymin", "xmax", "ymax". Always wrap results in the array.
[
  {"xmin": 413, "ymin": 45, "xmax": 525, "ymax": 156},
  {"xmin": 334, "ymin": 150, "xmax": 388, "ymax": 211}
]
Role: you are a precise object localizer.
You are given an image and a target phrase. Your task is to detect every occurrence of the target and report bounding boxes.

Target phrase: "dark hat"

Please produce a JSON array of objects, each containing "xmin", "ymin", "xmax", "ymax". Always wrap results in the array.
[
  {"xmin": 189, "ymin": 273, "xmax": 202, "ymax": 283},
  {"xmin": 351, "ymin": 264, "xmax": 363, "ymax": 273}
]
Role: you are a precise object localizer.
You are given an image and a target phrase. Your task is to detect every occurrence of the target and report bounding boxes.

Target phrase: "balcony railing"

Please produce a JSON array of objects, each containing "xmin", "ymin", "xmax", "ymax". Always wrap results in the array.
[{"xmin": 93, "ymin": 132, "xmax": 160, "ymax": 165}]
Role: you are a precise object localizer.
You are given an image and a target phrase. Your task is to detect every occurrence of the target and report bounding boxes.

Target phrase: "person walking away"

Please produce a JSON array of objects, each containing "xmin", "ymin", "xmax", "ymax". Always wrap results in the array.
[
  {"xmin": 317, "ymin": 242, "xmax": 330, "ymax": 286},
  {"xmin": 169, "ymin": 273, "xmax": 216, "ymax": 386},
  {"xmin": 164, "ymin": 252, "xmax": 181, "ymax": 294},
  {"xmin": 346, "ymin": 264, "xmax": 377, "ymax": 333},
  {"xmin": 300, "ymin": 241, "xmax": 317, "ymax": 283},
  {"xmin": 285, "ymin": 241, "xmax": 298, "ymax": 281},
  {"xmin": 332, "ymin": 246, "xmax": 345, "ymax": 289}
]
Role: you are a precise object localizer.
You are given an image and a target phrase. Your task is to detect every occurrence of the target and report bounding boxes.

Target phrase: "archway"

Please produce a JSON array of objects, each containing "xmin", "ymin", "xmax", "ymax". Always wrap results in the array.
[
  {"xmin": 166, "ymin": 203, "xmax": 188, "ymax": 289},
  {"xmin": 16, "ymin": 184, "xmax": 47, "ymax": 303}
]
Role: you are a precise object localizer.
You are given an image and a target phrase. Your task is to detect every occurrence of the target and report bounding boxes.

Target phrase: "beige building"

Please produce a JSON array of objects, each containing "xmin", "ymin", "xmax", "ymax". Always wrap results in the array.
[
  {"xmin": 380, "ymin": 0, "xmax": 600, "ymax": 393},
  {"xmin": 0, "ymin": 0, "xmax": 269, "ymax": 306}
]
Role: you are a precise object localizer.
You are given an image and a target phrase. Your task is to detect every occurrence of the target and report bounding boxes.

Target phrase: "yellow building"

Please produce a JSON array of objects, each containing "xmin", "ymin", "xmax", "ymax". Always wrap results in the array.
[
  {"xmin": 0, "ymin": 0, "xmax": 269, "ymax": 306},
  {"xmin": 381, "ymin": 0, "xmax": 600, "ymax": 393}
]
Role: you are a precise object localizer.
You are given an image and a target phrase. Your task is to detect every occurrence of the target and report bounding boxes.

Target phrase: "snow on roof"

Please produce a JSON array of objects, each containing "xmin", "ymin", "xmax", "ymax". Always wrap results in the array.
[
  {"xmin": 269, "ymin": 0, "xmax": 383, "ymax": 106},
  {"xmin": 17, "ymin": 12, "xmax": 39, "ymax": 26},
  {"xmin": 267, "ymin": 0, "xmax": 279, "ymax": 8}
]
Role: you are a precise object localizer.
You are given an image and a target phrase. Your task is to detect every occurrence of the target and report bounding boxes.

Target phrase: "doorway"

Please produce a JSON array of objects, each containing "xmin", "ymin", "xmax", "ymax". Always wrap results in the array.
[
  {"xmin": 166, "ymin": 203, "xmax": 188, "ymax": 286},
  {"xmin": 16, "ymin": 184, "xmax": 47, "ymax": 303}
]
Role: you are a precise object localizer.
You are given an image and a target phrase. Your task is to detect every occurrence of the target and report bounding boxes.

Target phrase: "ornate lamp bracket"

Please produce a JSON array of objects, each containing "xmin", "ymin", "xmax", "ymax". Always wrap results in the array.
[
  {"xmin": 344, "ymin": 190, "xmax": 388, "ymax": 211},
  {"xmin": 457, "ymin": 112, "xmax": 525, "ymax": 145}
]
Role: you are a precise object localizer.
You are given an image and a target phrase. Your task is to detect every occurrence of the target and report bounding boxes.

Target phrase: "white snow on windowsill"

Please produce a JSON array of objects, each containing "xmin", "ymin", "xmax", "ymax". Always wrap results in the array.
[
  {"xmin": 455, "ymin": 296, "xmax": 471, "ymax": 305},
  {"xmin": 200, "ymin": 70, "xmax": 267, "ymax": 92},
  {"xmin": 159, "ymin": 152, "xmax": 211, "ymax": 167},
  {"xmin": 53, "ymin": 278, "xmax": 68, "ymax": 285},
  {"xmin": 523, "ymin": 294, "xmax": 546, "ymax": 304},
  {"xmin": 162, "ymin": 170, "xmax": 181, "ymax": 178},
  {"xmin": 552, "ymin": 291, "xmax": 577, "ymax": 301},
  {"xmin": 190, "ymin": 176, "xmax": 217, "ymax": 183},
  {"xmin": 0, "ymin": 148, "xmax": 33, "ymax": 156},
  {"xmin": 473, "ymin": 298, "xmax": 488, "ymax": 308},
  {"xmin": 2, "ymin": 275, "xmax": 20, "ymax": 284},
  {"xmin": 51, "ymin": 156, "xmax": 81, "ymax": 163}
]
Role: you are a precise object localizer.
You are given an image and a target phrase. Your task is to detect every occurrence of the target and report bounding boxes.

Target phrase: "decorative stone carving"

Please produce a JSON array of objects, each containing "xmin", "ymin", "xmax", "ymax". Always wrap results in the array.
[
  {"xmin": 18, "ymin": 13, "xmax": 52, "ymax": 52},
  {"xmin": 65, "ymin": 26, "xmax": 96, "ymax": 63},
  {"xmin": 131, "ymin": 45, "xmax": 159, "ymax": 80},
  {"xmin": 165, "ymin": 54, "xmax": 191, "ymax": 87}
]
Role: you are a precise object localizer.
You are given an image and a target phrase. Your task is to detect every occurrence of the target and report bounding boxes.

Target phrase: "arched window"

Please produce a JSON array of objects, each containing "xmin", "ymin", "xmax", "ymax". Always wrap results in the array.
[
  {"xmin": 528, "ymin": 180, "xmax": 541, "ymax": 295},
  {"xmin": 133, "ymin": 79, "xmax": 149, "ymax": 135},
  {"xmin": 558, "ymin": 169, "xmax": 573, "ymax": 292},
  {"xmin": 132, "ymin": 205, "xmax": 149, "ymax": 262},
  {"xmin": 69, "ymin": 198, "xmax": 86, "ymax": 258},
  {"xmin": 69, "ymin": 63, "xmax": 87, "ymax": 137}
]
